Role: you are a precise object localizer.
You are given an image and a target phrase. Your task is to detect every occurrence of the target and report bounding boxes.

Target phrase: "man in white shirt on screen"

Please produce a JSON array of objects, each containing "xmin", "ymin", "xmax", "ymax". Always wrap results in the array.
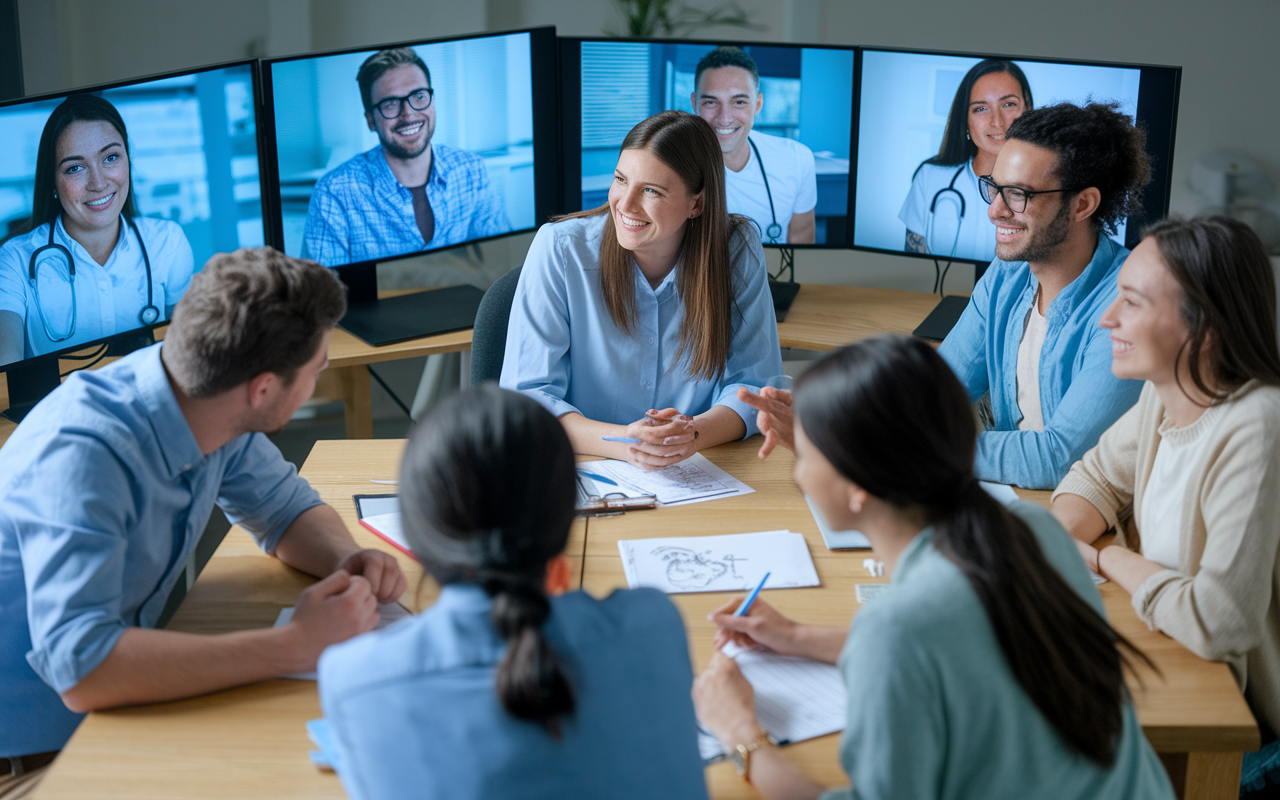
[{"xmin": 692, "ymin": 46, "xmax": 817, "ymax": 245}]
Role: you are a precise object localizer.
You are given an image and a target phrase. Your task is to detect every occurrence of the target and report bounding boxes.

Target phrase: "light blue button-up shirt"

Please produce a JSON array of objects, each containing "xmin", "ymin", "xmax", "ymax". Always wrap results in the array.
[
  {"xmin": 499, "ymin": 214, "xmax": 782, "ymax": 435},
  {"xmin": 939, "ymin": 235, "xmax": 1143, "ymax": 489},
  {"xmin": 821, "ymin": 502, "xmax": 1174, "ymax": 800},
  {"xmin": 318, "ymin": 584, "xmax": 709, "ymax": 800},
  {"xmin": 303, "ymin": 143, "xmax": 510, "ymax": 267},
  {"xmin": 0, "ymin": 343, "xmax": 323, "ymax": 757}
]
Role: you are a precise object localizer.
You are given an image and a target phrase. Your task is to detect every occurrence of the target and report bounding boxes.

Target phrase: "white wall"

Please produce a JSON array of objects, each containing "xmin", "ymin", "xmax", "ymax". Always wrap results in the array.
[{"xmin": 16, "ymin": 0, "xmax": 1280, "ymax": 292}]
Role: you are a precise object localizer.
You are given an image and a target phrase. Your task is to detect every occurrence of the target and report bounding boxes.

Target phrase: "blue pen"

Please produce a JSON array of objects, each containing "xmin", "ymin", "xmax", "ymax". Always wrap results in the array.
[
  {"xmin": 735, "ymin": 572, "xmax": 771, "ymax": 616},
  {"xmin": 576, "ymin": 470, "xmax": 619, "ymax": 487},
  {"xmin": 602, "ymin": 436, "xmax": 642, "ymax": 444}
]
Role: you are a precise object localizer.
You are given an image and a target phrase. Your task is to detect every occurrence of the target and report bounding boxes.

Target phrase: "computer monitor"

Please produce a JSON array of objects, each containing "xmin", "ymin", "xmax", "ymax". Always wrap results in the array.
[
  {"xmin": 852, "ymin": 47, "xmax": 1180, "ymax": 269},
  {"xmin": 259, "ymin": 27, "xmax": 559, "ymax": 345},
  {"xmin": 0, "ymin": 60, "xmax": 267, "ymax": 421},
  {"xmin": 558, "ymin": 37, "xmax": 857, "ymax": 249}
]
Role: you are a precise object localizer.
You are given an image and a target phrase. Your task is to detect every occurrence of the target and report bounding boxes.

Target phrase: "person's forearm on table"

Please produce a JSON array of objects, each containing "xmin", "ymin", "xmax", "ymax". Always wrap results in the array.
[
  {"xmin": 1096, "ymin": 544, "xmax": 1165, "ymax": 594},
  {"xmin": 1051, "ymin": 493, "xmax": 1110, "ymax": 544},
  {"xmin": 60, "ymin": 626, "xmax": 308, "ymax": 712},
  {"xmin": 272, "ymin": 503, "xmax": 363, "ymax": 577}
]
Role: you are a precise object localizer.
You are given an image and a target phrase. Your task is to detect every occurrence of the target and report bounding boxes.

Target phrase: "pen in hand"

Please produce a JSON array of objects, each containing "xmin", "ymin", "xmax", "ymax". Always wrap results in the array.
[{"xmin": 735, "ymin": 572, "xmax": 771, "ymax": 616}]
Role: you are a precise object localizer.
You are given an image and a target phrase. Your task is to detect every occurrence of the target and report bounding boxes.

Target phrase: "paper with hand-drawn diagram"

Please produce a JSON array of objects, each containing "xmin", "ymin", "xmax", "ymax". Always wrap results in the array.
[{"xmin": 618, "ymin": 531, "xmax": 819, "ymax": 594}]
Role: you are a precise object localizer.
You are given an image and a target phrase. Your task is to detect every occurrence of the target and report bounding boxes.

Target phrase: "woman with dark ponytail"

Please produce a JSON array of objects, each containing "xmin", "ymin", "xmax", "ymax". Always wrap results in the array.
[
  {"xmin": 693, "ymin": 335, "xmax": 1173, "ymax": 799},
  {"xmin": 318, "ymin": 385, "xmax": 708, "ymax": 800}
]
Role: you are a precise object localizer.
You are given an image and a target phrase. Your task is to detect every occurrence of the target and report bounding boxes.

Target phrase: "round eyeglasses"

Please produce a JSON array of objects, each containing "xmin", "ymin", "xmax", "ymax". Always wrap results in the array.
[
  {"xmin": 977, "ymin": 175, "xmax": 1081, "ymax": 214},
  {"xmin": 372, "ymin": 88, "xmax": 434, "ymax": 120}
]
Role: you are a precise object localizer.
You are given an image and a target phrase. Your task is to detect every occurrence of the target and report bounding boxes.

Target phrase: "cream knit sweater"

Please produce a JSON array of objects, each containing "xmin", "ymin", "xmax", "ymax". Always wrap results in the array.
[{"xmin": 1054, "ymin": 380, "xmax": 1280, "ymax": 739}]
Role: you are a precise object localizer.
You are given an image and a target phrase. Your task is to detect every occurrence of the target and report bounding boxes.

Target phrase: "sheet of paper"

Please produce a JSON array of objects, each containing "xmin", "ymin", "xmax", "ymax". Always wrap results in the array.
[
  {"xmin": 358, "ymin": 511, "xmax": 414, "ymax": 560},
  {"xmin": 575, "ymin": 467, "xmax": 654, "ymax": 509},
  {"xmin": 808, "ymin": 482, "xmax": 1020, "ymax": 551},
  {"xmin": 584, "ymin": 452, "xmax": 754, "ymax": 506},
  {"xmin": 618, "ymin": 531, "xmax": 818, "ymax": 594},
  {"xmin": 274, "ymin": 603, "xmax": 412, "ymax": 680},
  {"xmin": 698, "ymin": 642, "xmax": 847, "ymax": 761},
  {"xmin": 980, "ymin": 481, "xmax": 1020, "ymax": 505},
  {"xmin": 855, "ymin": 583, "xmax": 890, "ymax": 605}
]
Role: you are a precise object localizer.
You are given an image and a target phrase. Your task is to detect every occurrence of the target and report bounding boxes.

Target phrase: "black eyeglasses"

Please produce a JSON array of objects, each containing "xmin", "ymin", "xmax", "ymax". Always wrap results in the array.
[
  {"xmin": 372, "ymin": 88, "xmax": 434, "ymax": 119},
  {"xmin": 977, "ymin": 175, "xmax": 1081, "ymax": 213}
]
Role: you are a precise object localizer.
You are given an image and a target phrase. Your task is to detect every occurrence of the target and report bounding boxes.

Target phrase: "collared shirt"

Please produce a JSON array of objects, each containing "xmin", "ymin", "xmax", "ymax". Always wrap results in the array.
[
  {"xmin": 318, "ymin": 584, "xmax": 708, "ymax": 800},
  {"xmin": 898, "ymin": 159, "xmax": 997, "ymax": 262},
  {"xmin": 0, "ymin": 216, "xmax": 194, "ymax": 362},
  {"xmin": 499, "ymin": 215, "xmax": 782, "ymax": 435},
  {"xmin": 302, "ymin": 143, "xmax": 510, "ymax": 267},
  {"xmin": 820, "ymin": 502, "xmax": 1174, "ymax": 800},
  {"xmin": 0, "ymin": 343, "xmax": 323, "ymax": 756},
  {"xmin": 938, "ymin": 235, "xmax": 1143, "ymax": 489}
]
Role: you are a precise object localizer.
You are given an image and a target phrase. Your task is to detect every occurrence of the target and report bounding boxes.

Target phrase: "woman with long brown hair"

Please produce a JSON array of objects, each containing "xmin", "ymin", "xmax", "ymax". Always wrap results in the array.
[
  {"xmin": 693, "ymin": 335, "xmax": 1172, "ymax": 799},
  {"xmin": 1052, "ymin": 216, "xmax": 1280, "ymax": 795},
  {"xmin": 499, "ymin": 110, "xmax": 781, "ymax": 469}
]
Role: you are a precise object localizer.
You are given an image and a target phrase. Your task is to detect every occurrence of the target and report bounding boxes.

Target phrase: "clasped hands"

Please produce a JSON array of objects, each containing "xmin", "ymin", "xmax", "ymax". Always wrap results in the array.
[
  {"xmin": 281, "ymin": 548, "xmax": 408, "ymax": 670},
  {"xmin": 621, "ymin": 407, "xmax": 700, "ymax": 470}
]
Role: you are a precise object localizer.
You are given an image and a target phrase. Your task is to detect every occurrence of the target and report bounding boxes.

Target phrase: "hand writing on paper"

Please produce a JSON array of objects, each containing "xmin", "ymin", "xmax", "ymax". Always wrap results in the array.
[
  {"xmin": 692, "ymin": 651, "xmax": 764, "ymax": 747},
  {"xmin": 334, "ymin": 548, "xmax": 408, "ymax": 603},
  {"xmin": 285, "ymin": 570, "xmax": 379, "ymax": 669},
  {"xmin": 709, "ymin": 596, "xmax": 800, "ymax": 656},
  {"xmin": 736, "ymin": 386, "xmax": 794, "ymax": 459},
  {"xmin": 622, "ymin": 408, "xmax": 698, "ymax": 470}
]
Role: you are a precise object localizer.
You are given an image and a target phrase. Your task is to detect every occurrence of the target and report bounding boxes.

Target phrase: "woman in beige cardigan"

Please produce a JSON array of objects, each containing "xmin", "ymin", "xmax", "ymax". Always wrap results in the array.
[{"xmin": 1050, "ymin": 216, "xmax": 1280, "ymax": 794}]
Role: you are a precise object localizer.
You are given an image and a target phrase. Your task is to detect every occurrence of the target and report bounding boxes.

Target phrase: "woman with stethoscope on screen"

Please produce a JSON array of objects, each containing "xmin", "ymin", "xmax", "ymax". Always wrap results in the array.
[
  {"xmin": 898, "ymin": 60, "xmax": 1032, "ymax": 262},
  {"xmin": 0, "ymin": 94, "xmax": 194, "ymax": 366}
]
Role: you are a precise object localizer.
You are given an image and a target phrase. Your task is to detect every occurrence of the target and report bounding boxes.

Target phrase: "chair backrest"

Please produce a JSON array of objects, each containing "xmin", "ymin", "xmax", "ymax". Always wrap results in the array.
[{"xmin": 469, "ymin": 266, "xmax": 523, "ymax": 387}]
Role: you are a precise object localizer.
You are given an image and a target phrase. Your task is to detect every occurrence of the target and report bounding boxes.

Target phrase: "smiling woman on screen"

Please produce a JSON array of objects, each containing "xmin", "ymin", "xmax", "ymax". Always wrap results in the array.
[
  {"xmin": 0, "ymin": 94, "xmax": 194, "ymax": 365},
  {"xmin": 898, "ymin": 59, "xmax": 1032, "ymax": 261},
  {"xmin": 499, "ymin": 110, "xmax": 781, "ymax": 470}
]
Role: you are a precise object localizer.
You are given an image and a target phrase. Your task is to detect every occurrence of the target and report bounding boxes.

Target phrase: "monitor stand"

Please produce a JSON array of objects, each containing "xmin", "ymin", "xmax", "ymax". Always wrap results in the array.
[
  {"xmin": 769, "ymin": 247, "xmax": 801, "ymax": 323},
  {"xmin": 912, "ymin": 295, "xmax": 970, "ymax": 341},
  {"xmin": 2, "ymin": 328, "xmax": 156, "ymax": 423},
  {"xmin": 333, "ymin": 262, "xmax": 486, "ymax": 347}
]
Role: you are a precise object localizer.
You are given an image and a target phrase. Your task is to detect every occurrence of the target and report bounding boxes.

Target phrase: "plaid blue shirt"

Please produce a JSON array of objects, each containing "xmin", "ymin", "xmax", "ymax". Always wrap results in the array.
[{"xmin": 303, "ymin": 143, "xmax": 510, "ymax": 267}]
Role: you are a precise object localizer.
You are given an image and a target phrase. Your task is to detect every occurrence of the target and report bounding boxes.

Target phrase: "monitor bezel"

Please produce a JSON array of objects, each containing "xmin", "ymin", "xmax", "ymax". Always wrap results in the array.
[
  {"xmin": 850, "ymin": 45, "xmax": 1182, "ymax": 269},
  {"xmin": 257, "ymin": 25, "xmax": 560, "ymax": 274},
  {"xmin": 0, "ymin": 56, "xmax": 269, "ymax": 375},
  {"xmin": 557, "ymin": 35, "xmax": 861, "ymax": 250}
]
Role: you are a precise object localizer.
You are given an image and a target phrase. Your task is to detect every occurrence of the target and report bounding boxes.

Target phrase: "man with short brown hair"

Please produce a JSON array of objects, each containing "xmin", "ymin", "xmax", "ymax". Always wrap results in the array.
[{"xmin": 0, "ymin": 247, "xmax": 406, "ymax": 792}]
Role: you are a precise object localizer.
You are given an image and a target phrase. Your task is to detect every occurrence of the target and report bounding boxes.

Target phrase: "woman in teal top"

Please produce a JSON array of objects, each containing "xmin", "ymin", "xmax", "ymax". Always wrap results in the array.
[
  {"xmin": 318, "ymin": 386, "xmax": 707, "ymax": 800},
  {"xmin": 693, "ymin": 335, "xmax": 1173, "ymax": 800}
]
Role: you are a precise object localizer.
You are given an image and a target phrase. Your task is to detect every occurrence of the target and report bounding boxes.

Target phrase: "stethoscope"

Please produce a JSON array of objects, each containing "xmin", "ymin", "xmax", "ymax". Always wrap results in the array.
[
  {"xmin": 27, "ymin": 214, "xmax": 157, "ymax": 343},
  {"xmin": 747, "ymin": 137, "xmax": 783, "ymax": 243},
  {"xmin": 923, "ymin": 163, "xmax": 968, "ymax": 258}
]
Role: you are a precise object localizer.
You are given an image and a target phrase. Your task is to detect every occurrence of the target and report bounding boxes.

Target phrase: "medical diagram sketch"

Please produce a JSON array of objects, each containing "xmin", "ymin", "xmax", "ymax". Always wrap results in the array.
[{"xmin": 619, "ymin": 531, "xmax": 819, "ymax": 594}]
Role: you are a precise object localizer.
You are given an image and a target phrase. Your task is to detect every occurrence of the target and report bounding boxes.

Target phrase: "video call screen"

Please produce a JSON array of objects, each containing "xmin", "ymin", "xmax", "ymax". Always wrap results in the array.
[
  {"xmin": 569, "ymin": 40, "xmax": 855, "ymax": 247},
  {"xmin": 265, "ymin": 31, "xmax": 537, "ymax": 268},
  {"xmin": 0, "ymin": 63, "xmax": 264, "ymax": 364},
  {"xmin": 853, "ymin": 49, "xmax": 1142, "ymax": 264}
]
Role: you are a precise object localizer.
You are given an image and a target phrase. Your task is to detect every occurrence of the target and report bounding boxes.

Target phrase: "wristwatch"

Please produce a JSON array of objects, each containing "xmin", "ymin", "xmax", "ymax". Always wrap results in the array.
[{"xmin": 727, "ymin": 731, "xmax": 775, "ymax": 781}]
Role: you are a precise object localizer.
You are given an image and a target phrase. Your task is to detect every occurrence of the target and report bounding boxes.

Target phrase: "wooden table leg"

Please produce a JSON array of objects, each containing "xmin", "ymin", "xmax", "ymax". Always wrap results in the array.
[
  {"xmin": 338, "ymin": 365, "xmax": 373, "ymax": 439},
  {"xmin": 1180, "ymin": 752, "xmax": 1243, "ymax": 800}
]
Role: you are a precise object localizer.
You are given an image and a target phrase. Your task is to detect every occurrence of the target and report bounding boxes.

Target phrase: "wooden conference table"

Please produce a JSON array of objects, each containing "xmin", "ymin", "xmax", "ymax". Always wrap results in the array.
[{"xmin": 34, "ymin": 439, "xmax": 1259, "ymax": 800}]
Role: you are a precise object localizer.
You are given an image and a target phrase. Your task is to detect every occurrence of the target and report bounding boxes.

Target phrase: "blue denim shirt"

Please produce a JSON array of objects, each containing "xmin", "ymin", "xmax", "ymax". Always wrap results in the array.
[
  {"xmin": 0, "ymin": 343, "xmax": 323, "ymax": 756},
  {"xmin": 318, "ymin": 584, "xmax": 708, "ymax": 800},
  {"xmin": 938, "ymin": 235, "xmax": 1143, "ymax": 489}
]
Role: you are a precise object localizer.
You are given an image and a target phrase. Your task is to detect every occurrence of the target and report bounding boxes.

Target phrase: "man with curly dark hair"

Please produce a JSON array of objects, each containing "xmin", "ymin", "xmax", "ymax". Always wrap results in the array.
[{"xmin": 937, "ymin": 101, "xmax": 1152, "ymax": 489}]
